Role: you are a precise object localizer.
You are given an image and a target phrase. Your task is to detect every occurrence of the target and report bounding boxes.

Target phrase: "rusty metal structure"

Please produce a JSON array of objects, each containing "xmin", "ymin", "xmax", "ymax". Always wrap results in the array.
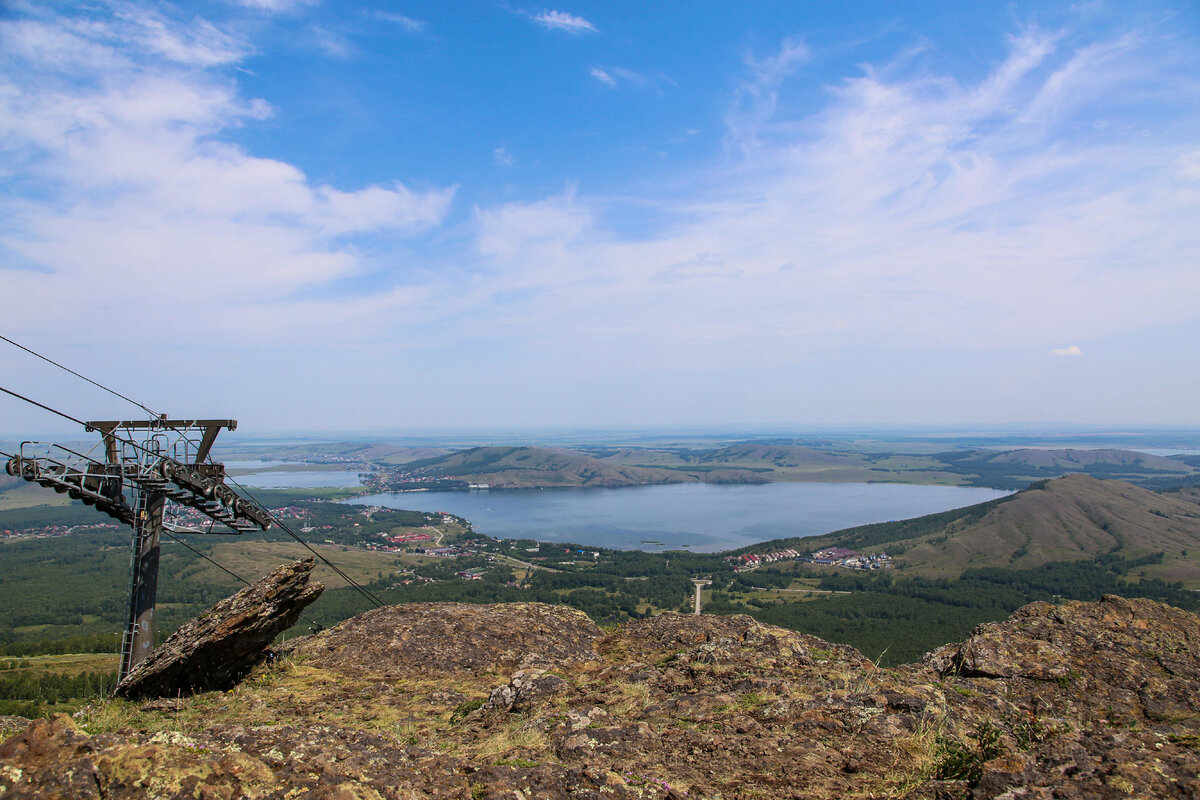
[{"xmin": 4, "ymin": 416, "xmax": 271, "ymax": 680}]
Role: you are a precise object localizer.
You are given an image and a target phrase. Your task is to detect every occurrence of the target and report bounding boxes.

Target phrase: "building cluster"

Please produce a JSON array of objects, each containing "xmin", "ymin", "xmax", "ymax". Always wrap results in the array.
[
  {"xmin": 364, "ymin": 467, "xmax": 453, "ymax": 490},
  {"xmin": 0, "ymin": 522, "xmax": 119, "ymax": 540},
  {"xmin": 724, "ymin": 547, "xmax": 803, "ymax": 571},
  {"xmin": 271, "ymin": 506, "xmax": 313, "ymax": 518},
  {"xmin": 809, "ymin": 547, "xmax": 893, "ymax": 570},
  {"xmin": 368, "ymin": 530, "xmax": 434, "ymax": 553},
  {"xmin": 412, "ymin": 543, "xmax": 480, "ymax": 558},
  {"xmin": 723, "ymin": 545, "xmax": 894, "ymax": 572}
]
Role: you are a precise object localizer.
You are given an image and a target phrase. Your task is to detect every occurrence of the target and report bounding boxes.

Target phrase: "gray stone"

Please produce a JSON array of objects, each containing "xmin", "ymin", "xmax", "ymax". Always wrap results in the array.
[{"xmin": 115, "ymin": 557, "xmax": 324, "ymax": 699}]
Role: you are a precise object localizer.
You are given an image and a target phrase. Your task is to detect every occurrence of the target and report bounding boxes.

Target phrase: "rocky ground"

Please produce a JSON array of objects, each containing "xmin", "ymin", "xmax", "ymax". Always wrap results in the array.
[{"xmin": 2, "ymin": 595, "xmax": 1199, "ymax": 799}]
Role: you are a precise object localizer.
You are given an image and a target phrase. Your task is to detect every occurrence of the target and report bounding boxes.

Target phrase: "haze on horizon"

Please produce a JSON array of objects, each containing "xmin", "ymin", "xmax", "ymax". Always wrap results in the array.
[{"xmin": 2, "ymin": 1, "xmax": 1198, "ymax": 436}]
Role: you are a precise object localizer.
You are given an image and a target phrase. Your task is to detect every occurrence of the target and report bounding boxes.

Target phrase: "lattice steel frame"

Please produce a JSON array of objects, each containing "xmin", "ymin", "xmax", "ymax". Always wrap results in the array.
[{"xmin": 4, "ymin": 417, "xmax": 272, "ymax": 680}]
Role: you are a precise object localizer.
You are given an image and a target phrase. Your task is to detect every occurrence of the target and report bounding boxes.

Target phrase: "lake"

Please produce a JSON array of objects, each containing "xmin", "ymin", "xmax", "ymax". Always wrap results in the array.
[
  {"xmin": 235, "ymin": 470, "xmax": 365, "ymax": 488},
  {"xmin": 347, "ymin": 482, "xmax": 1011, "ymax": 552}
]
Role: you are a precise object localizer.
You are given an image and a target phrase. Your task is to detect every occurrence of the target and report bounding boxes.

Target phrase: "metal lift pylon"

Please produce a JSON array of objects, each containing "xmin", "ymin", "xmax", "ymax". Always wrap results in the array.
[{"xmin": 6, "ymin": 416, "xmax": 274, "ymax": 681}]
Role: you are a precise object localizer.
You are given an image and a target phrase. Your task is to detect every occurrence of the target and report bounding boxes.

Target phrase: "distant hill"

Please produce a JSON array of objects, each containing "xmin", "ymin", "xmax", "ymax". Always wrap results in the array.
[
  {"xmin": 777, "ymin": 474, "xmax": 1200, "ymax": 581},
  {"xmin": 696, "ymin": 444, "xmax": 860, "ymax": 468},
  {"xmin": 939, "ymin": 448, "xmax": 1197, "ymax": 489},
  {"xmin": 985, "ymin": 448, "xmax": 1190, "ymax": 470},
  {"xmin": 401, "ymin": 446, "xmax": 697, "ymax": 489}
]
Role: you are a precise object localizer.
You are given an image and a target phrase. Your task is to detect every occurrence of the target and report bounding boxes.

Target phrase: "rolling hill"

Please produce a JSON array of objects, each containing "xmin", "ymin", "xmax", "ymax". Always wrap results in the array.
[
  {"xmin": 399, "ymin": 446, "xmax": 699, "ymax": 488},
  {"xmin": 696, "ymin": 444, "xmax": 860, "ymax": 468},
  {"xmin": 937, "ymin": 448, "xmax": 1197, "ymax": 488},
  {"xmin": 794, "ymin": 474, "xmax": 1200, "ymax": 582}
]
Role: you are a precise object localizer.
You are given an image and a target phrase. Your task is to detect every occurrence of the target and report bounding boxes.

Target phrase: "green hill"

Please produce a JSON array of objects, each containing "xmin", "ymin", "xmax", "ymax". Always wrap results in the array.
[
  {"xmin": 937, "ymin": 448, "xmax": 1197, "ymax": 488},
  {"xmin": 696, "ymin": 444, "xmax": 859, "ymax": 468},
  {"xmin": 756, "ymin": 474, "xmax": 1200, "ymax": 583},
  {"xmin": 402, "ymin": 446, "xmax": 695, "ymax": 488}
]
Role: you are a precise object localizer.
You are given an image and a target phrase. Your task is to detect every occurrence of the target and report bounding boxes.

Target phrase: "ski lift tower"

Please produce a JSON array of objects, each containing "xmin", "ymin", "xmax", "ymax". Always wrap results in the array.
[
  {"xmin": 691, "ymin": 578, "xmax": 712, "ymax": 615},
  {"xmin": 5, "ymin": 416, "xmax": 272, "ymax": 680}
]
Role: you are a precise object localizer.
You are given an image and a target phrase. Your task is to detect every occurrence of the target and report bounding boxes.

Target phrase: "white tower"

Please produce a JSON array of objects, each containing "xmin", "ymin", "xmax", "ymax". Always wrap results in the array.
[{"xmin": 691, "ymin": 578, "xmax": 712, "ymax": 615}]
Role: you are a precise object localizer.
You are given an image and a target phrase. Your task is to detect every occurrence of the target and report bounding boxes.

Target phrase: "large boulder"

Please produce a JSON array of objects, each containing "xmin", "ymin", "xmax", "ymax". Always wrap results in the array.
[
  {"xmin": 115, "ymin": 558, "xmax": 324, "ymax": 699},
  {"xmin": 925, "ymin": 594, "xmax": 1200, "ymax": 724}
]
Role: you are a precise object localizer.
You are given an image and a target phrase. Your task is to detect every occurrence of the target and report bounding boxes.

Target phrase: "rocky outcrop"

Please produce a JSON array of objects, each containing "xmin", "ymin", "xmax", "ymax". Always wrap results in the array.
[
  {"xmin": 0, "ymin": 714, "xmax": 646, "ymax": 800},
  {"xmin": 115, "ymin": 558, "xmax": 324, "ymax": 699},
  {"xmin": 0, "ymin": 716, "xmax": 29, "ymax": 741},
  {"xmin": 923, "ymin": 594, "xmax": 1200, "ymax": 725},
  {"xmin": 294, "ymin": 601, "xmax": 602, "ymax": 676},
  {"xmin": 3, "ymin": 597, "xmax": 1199, "ymax": 799}
]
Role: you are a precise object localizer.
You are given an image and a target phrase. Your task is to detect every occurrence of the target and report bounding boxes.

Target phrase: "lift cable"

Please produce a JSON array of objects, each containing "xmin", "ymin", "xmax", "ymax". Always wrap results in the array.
[
  {"xmin": 0, "ymin": 334, "xmax": 388, "ymax": 608},
  {"xmin": 0, "ymin": 382, "xmax": 386, "ymax": 609},
  {"xmin": 218, "ymin": 473, "xmax": 388, "ymax": 607},
  {"xmin": 160, "ymin": 529, "xmax": 327, "ymax": 632},
  {"xmin": 0, "ymin": 475, "xmax": 328, "ymax": 633},
  {"xmin": 0, "ymin": 333, "xmax": 159, "ymax": 419}
]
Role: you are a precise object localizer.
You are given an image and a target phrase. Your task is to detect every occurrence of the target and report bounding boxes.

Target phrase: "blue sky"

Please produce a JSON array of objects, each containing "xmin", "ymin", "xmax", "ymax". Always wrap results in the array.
[{"xmin": 1, "ymin": 0, "xmax": 1199, "ymax": 434}]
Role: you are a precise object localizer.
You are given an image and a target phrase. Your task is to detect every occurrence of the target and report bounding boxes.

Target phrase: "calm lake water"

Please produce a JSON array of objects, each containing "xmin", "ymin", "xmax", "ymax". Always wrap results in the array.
[
  {"xmin": 347, "ymin": 483, "xmax": 1010, "ymax": 553},
  {"xmin": 235, "ymin": 470, "xmax": 365, "ymax": 488}
]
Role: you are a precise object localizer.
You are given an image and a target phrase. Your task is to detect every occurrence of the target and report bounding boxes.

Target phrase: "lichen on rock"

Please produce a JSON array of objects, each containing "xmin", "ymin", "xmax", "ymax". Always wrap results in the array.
[
  {"xmin": 3, "ymin": 596, "xmax": 1199, "ymax": 799},
  {"xmin": 115, "ymin": 557, "xmax": 325, "ymax": 700}
]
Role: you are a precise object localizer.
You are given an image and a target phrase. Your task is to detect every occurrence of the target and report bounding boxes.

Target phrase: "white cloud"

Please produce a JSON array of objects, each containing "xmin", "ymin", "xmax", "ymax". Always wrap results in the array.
[
  {"xmin": 230, "ymin": 0, "xmax": 318, "ymax": 13},
  {"xmin": 370, "ymin": 12, "xmax": 428, "ymax": 34},
  {"xmin": 727, "ymin": 37, "xmax": 809, "ymax": 152},
  {"xmin": 117, "ymin": 7, "xmax": 252, "ymax": 66},
  {"xmin": 308, "ymin": 25, "xmax": 355, "ymax": 59},
  {"xmin": 474, "ymin": 190, "xmax": 590, "ymax": 261},
  {"xmin": 1179, "ymin": 150, "xmax": 1200, "ymax": 180},
  {"xmin": 590, "ymin": 68, "xmax": 616, "ymax": 87},
  {"xmin": 588, "ymin": 66, "xmax": 673, "ymax": 91},
  {"xmin": 0, "ymin": 9, "xmax": 251, "ymax": 71},
  {"xmin": 493, "ymin": 146, "xmax": 515, "ymax": 167},
  {"xmin": 460, "ymin": 24, "xmax": 1200, "ymax": 372},
  {"xmin": 652, "ymin": 255, "xmax": 742, "ymax": 284},
  {"xmin": 532, "ymin": 10, "xmax": 597, "ymax": 34},
  {"xmin": 0, "ymin": 6, "xmax": 454, "ymax": 347},
  {"xmin": 2, "ymin": 6, "xmax": 1198, "ymax": 428}
]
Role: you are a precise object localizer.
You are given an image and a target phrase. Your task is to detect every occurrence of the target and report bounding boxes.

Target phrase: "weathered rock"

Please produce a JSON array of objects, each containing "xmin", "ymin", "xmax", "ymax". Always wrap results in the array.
[
  {"xmin": 484, "ymin": 669, "xmax": 570, "ymax": 713},
  {"xmin": 115, "ymin": 557, "xmax": 324, "ymax": 699},
  {"xmin": 0, "ymin": 715, "xmax": 31, "ymax": 742},
  {"xmin": 4, "ymin": 597, "xmax": 1199, "ymax": 799},
  {"xmin": 295, "ymin": 601, "xmax": 602, "ymax": 676},
  {"xmin": 0, "ymin": 714, "xmax": 645, "ymax": 799},
  {"xmin": 925, "ymin": 594, "xmax": 1200, "ymax": 725},
  {"xmin": 599, "ymin": 610, "xmax": 872, "ymax": 669}
]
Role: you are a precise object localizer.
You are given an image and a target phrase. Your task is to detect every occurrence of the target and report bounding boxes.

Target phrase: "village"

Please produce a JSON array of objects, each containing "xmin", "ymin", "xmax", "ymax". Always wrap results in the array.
[
  {"xmin": 726, "ymin": 545, "xmax": 893, "ymax": 572},
  {"xmin": 0, "ymin": 521, "xmax": 120, "ymax": 540}
]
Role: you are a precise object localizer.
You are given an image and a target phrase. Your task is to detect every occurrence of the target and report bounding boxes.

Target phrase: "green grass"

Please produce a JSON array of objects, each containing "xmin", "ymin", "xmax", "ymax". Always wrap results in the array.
[{"xmin": 0, "ymin": 483, "xmax": 74, "ymax": 511}]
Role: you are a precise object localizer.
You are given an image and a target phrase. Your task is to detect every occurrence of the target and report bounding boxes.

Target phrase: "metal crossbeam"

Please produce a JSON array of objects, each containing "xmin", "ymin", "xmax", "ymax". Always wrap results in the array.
[{"xmin": 4, "ymin": 416, "xmax": 272, "ymax": 681}]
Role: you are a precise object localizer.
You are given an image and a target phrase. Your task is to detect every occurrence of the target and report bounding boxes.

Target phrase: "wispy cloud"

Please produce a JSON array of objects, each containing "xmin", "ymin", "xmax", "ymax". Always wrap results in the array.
[
  {"xmin": 589, "ymin": 66, "xmax": 674, "ymax": 90},
  {"xmin": 0, "ymin": 6, "xmax": 454, "ymax": 348},
  {"xmin": 230, "ymin": 0, "xmax": 317, "ymax": 13},
  {"xmin": 475, "ymin": 189, "xmax": 589, "ymax": 261},
  {"xmin": 590, "ymin": 67, "xmax": 616, "ymax": 87},
  {"xmin": 531, "ymin": 10, "xmax": 597, "ymax": 34},
  {"xmin": 369, "ymin": 11, "xmax": 428, "ymax": 34},
  {"xmin": 2, "ymin": 5, "xmax": 1198, "ymax": 428},
  {"xmin": 493, "ymin": 146, "xmax": 515, "ymax": 167},
  {"xmin": 308, "ymin": 25, "xmax": 355, "ymax": 59},
  {"xmin": 652, "ymin": 255, "xmax": 742, "ymax": 284},
  {"xmin": 725, "ymin": 37, "xmax": 809, "ymax": 152},
  {"xmin": 461, "ymin": 24, "xmax": 1200, "ymax": 372}
]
